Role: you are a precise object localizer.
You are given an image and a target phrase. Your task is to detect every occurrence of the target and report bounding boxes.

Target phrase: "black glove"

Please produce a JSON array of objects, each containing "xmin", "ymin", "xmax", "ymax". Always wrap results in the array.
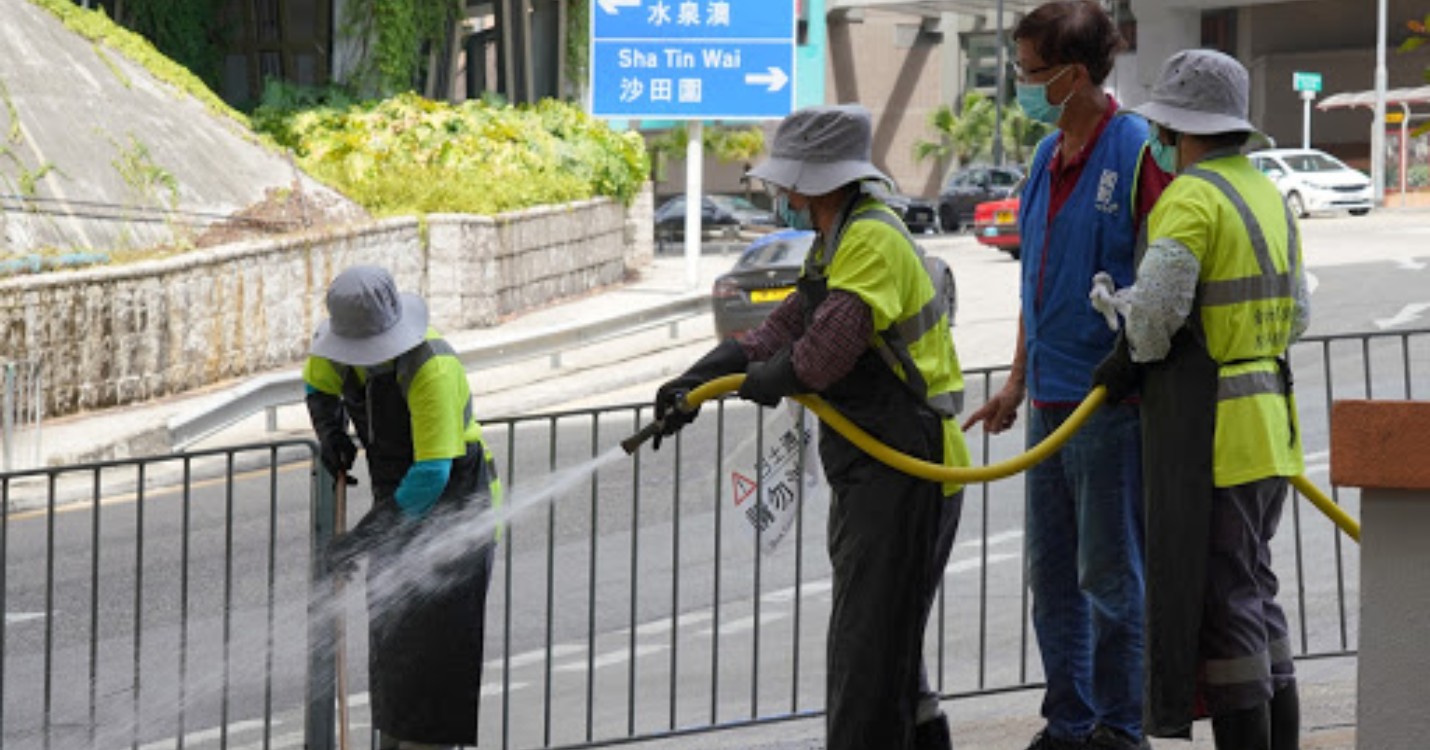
[
  {"xmin": 1092, "ymin": 334, "xmax": 1141, "ymax": 405},
  {"xmin": 652, "ymin": 338, "xmax": 748, "ymax": 450},
  {"xmin": 307, "ymin": 391, "xmax": 359, "ymax": 481},
  {"xmin": 738, "ymin": 346, "xmax": 806, "ymax": 408},
  {"xmin": 319, "ymin": 432, "xmax": 358, "ymax": 479}
]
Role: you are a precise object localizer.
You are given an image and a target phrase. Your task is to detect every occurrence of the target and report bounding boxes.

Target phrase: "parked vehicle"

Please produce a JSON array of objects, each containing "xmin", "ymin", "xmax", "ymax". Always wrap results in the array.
[
  {"xmin": 653, "ymin": 193, "xmax": 777, "ymax": 241},
  {"xmin": 879, "ymin": 183, "xmax": 941, "ymax": 235},
  {"xmin": 972, "ymin": 178, "xmax": 1025, "ymax": 260},
  {"xmin": 712, "ymin": 230, "xmax": 957, "ymax": 339},
  {"xmin": 1248, "ymin": 148, "xmax": 1373, "ymax": 218},
  {"xmin": 936, "ymin": 165, "xmax": 1024, "ymax": 232}
]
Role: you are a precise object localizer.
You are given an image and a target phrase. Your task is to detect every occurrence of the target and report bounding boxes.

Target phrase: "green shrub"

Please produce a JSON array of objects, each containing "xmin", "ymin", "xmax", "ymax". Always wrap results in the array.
[{"xmin": 252, "ymin": 91, "xmax": 650, "ymax": 216}]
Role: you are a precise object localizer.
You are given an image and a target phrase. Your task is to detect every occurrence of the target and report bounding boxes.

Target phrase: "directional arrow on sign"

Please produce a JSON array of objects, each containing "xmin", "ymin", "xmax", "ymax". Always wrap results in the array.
[
  {"xmin": 744, "ymin": 67, "xmax": 789, "ymax": 92},
  {"xmin": 1374, "ymin": 302, "xmax": 1430, "ymax": 330},
  {"xmin": 596, "ymin": 0, "xmax": 640, "ymax": 14}
]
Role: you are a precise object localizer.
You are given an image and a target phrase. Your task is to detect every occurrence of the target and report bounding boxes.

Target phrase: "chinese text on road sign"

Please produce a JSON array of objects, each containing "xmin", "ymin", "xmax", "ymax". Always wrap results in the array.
[{"xmin": 590, "ymin": 0, "xmax": 796, "ymax": 119}]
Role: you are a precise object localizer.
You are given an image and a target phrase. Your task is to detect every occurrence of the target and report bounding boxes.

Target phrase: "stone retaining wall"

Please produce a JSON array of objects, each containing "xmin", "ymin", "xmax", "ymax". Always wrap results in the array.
[{"xmin": 0, "ymin": 187, "xmax": 654, "ymax": 417}]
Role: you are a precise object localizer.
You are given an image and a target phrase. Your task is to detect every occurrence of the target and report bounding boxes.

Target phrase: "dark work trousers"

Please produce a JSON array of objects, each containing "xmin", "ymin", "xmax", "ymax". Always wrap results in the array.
[
  {"xmin": 823, "ymin": 430, "xmax": 947, "ymax": 750},
  {"xmin": 917, "ymin": 488, "xmax": 965, "ymax": 723},
  {"xmin": 1200, "ymin": 476, "xmax": 1295, "ymax": 715}
]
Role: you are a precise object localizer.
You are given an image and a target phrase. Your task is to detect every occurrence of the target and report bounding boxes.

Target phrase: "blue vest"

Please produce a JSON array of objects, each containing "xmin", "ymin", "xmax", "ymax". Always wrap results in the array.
[{"xmin": 1019, "ymin": 113, "xmax": 1147, "ymax": 403}]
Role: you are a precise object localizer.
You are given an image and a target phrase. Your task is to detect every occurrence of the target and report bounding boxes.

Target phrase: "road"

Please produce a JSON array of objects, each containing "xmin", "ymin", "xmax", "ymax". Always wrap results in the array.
[{"xmin": 2, "ymin": 209, "xmax": 1426, "ymax": 749}]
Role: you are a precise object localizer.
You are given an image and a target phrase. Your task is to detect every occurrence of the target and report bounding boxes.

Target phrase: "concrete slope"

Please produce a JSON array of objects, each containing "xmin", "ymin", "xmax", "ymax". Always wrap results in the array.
[{"xmin": 0, "ymin": 1, "xmax": 363, "ymax": 254}]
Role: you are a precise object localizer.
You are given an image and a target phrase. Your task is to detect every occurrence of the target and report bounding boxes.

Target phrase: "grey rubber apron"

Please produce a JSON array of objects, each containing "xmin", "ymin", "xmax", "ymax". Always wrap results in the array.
[
  {"xmin": 1139, "ymin": 320, "xmax": 1217, "ymax": 738},
  {"xmin": 339, "ymin": 361, "xmax": 495, "ymax": 745},
  {"xmin": 800, "ymin": 198, "xmax": 950, "ymax": 750}
]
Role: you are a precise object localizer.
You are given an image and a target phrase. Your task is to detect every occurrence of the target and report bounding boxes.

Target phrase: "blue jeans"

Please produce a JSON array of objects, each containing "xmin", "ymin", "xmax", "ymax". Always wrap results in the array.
[{"xmin": 1026, "ymin": 403, "xmax": 1145, "ymax": 741}]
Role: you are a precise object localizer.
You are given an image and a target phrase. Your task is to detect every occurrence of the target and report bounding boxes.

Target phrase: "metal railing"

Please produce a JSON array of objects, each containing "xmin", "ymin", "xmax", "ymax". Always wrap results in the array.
[{"xmin": 1, "ymin": 328, "xmax": 1423, "ymax": 749}]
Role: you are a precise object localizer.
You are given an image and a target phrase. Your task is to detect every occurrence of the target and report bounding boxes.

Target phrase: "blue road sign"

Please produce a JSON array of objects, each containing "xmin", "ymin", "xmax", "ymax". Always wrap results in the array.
[{"xmin": 589, "ymin": 0, "xmax": 796, "ymax": 120}]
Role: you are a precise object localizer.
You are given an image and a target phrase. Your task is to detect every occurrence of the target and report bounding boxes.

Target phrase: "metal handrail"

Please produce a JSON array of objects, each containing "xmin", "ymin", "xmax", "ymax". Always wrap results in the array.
[{"xmin": 166, "ymin": 294, "xmax": 711, "ymax": 450}]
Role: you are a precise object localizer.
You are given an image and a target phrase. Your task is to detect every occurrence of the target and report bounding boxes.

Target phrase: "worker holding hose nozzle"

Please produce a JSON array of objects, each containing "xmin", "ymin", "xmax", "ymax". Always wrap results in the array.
[
  {"xmin": 650, "ymin": 104, "xmax": 972, "ymax": 750},
  {"xmin": 1091, "ymin": 49, "xmax": 1310, "ymax": 750},
  {"xmin": 305, "ymin": 265, "xmax": 502, "ymax": 750}
]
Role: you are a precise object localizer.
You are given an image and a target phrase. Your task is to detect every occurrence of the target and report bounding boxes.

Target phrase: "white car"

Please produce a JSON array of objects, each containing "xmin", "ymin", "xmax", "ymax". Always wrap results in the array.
[{"xmin": 1249, "ymin": 148, "xmax": 1373, "ymax": 218}]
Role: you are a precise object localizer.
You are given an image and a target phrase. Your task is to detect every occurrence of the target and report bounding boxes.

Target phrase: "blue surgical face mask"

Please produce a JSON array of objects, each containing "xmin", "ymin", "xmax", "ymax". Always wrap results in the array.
[
  {"xmin": 775, "ymin": 192, "xmax": 814, "ymax": 231},
  {"xmin": 1147, "ymin": 122, "xmax": 1180, "ymax": 174},
  {"xmin": 1015, "ymin": 65, "xmax": 1073, "ymax": 125}
]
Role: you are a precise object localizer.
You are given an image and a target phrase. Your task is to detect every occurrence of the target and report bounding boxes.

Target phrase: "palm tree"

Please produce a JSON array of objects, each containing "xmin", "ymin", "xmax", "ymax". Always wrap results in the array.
[
  {"xmin": 1000, "ymin": 102, "xmax": 1056, "ymax": 167},
  {"xmin": 915, "ymin": 92, "xmax": 998, "ymax": 173}
]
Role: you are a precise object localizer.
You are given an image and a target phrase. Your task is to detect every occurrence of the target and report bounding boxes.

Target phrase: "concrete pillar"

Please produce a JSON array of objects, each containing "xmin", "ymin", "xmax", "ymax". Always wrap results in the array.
[
  {"xmin": 1329, "ymin": 400, "xmax": 1430, "ymax": 750},
  {"xmin": 1127, "ymin": 2, "xmax": 1199, "ymax": 106}
]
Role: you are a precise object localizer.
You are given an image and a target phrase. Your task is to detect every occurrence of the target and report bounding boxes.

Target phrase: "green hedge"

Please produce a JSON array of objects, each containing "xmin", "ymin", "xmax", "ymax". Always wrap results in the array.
[{"xmin": 253, "ymin": 90, "xmax": 651, "ymax": 217}]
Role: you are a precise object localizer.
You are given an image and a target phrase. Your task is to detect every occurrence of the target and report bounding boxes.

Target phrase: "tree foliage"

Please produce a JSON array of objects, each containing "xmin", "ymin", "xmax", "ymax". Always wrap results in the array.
[
  {"xmin": 648, "ymin": 124, "xmax": 766, "ymax": 163},
  {"xmin": 252, "ymin": 91, "xmax": 650, "ymax": 216},
  {"xmin": 342, "ymin": 0, "xmax": 463, "ymax": 96},
  {"xmin": 915, "ymin": 92, "xmax": 1052, "ymax": 170},
  {"xmin": 1401, "ymin": 13, "xmax": 1430, "ymax": 136}
]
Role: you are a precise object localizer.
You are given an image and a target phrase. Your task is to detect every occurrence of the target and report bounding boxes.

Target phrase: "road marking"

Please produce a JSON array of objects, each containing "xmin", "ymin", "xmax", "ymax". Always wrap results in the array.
[
  {"xmin": 1374, "ymin": 302, "xmax": 1430, "ymax": 330},
  {"xmin": 616, "ymin": 609, "xmax": 715, "ymax": 637},
  {"xmin": 1306, "ymin": 270, "xmax": 1319, "ymax": 295},
  {"xmin": 1395, "ymin": 257, "xmax": 1427, "ymax": 271},
  {"xmin": 693, "ymin": 610, "xmax": 789, "ymax": 638},
  {"xmin": 957, "ymin": 530, "xmax": 1023, "ymax": 549},
  {"xmin": 554, "ymin": 643, "xmax": 668, "ymax": 673},
  {"xmin": 5, "ymin": 612, "xmax": 45, "ymax": 625},
  {"xmin": 484, "ymin": 642, "xmax": 586, "ymax": 671},
  {"xmin": 945, "ymin": 552, "xmax": 1019, "ymax": 575}
]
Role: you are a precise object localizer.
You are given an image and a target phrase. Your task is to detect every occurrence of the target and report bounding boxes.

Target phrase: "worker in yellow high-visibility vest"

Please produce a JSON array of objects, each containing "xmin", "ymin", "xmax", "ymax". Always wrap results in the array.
[{"xmin": 1090, "ymin": 50, "xmax": 1310, "ymax": 750}]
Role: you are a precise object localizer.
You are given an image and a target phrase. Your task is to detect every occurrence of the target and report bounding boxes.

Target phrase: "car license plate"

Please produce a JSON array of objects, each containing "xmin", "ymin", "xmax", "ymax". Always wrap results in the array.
[
  {"xmin": 982, "ymin": 227, "xmax": 998, "ymax": 237},
  {"xmin": 750, "ymin": 287, "xmax": 795, "ymax": 304},
  {"xmin": 995, "ymin": 210, "xmax": 1014, "ymax": 224}
]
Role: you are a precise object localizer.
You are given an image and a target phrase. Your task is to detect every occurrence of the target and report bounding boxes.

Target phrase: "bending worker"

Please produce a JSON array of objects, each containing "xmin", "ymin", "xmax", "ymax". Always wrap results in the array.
[
  {"xmin": 649, "ymin": 104, "xmax": 971, "ymax": 750},
  {"xmin": 305, "ymin": 265, "xmax": 500, "ymax": 750},
  {"xmin": 1091, "ymin": 49, "xmax": 1309, "ymax": 750}
]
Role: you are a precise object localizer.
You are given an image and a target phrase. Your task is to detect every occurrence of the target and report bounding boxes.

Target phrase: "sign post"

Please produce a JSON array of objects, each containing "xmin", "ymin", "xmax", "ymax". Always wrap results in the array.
[
  {"xmin": 589, "ymin": 0, "xmax": 796, "ymax": 288},
  {"xmin": 1293, "ymin": 71, "xmax": 1322, "ymax": 150}
]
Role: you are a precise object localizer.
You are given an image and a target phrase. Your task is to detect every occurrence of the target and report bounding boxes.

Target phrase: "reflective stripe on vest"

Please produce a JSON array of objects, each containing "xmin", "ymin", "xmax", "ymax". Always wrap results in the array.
[
  {"xmin": 1184, "ymin": 167, "xmax": 1300, "ymax": 308},
  {"xmin": 816, "ymin": 201, "xmax": 964, "ymax": 418}
]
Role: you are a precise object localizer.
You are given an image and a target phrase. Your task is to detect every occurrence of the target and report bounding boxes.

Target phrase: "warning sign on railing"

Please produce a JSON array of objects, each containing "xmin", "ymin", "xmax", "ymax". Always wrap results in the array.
[{"xmin": 733, "ymin": 404, "xmax": 825, "ymax": 554}]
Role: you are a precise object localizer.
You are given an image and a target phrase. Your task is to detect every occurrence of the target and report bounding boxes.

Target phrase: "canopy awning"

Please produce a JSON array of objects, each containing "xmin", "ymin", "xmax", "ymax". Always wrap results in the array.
[{"xmin": 1317, "ymin": 85, "xmax": 1430, "ymax": 111}]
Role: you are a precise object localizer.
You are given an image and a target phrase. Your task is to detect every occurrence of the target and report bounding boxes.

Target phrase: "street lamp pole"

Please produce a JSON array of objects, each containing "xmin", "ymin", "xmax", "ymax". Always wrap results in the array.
[{"xmin": 1372, "ymin": 0, "xmax": 1387, "ymax": 205}]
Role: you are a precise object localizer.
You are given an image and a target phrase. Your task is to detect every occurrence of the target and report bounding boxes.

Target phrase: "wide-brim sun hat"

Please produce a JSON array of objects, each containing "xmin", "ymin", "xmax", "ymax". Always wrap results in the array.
[
  {"xmin": 748, "ymin": 104, "xmax": 892, "ymax": 196},
  {"xmin": 1133, "ymin": 48, "xmax": 1257, "ymax": 136},
  {"xmin": 311, "ymin": 265, "xmax": 429, "ymax": 367}
]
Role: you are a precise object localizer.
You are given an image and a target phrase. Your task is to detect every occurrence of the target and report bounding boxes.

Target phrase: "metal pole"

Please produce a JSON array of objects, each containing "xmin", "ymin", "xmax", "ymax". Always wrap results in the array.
[
  {"xmin": 993, "ymin": 0, "xmax": 1005, "ymax": 167},
  {"xmin": 1372, "ymin": 0, "xmax": 1387, "ymax": 205},
  {"xmin": 3, "ymin": 364, "xmax": 14, "ymax": 472},
  {"xmin": 1399, "ymin": 103, "xmax": 1410, "ymax": 207},
  {"xmin": 1302, "ymin": 91, "xmax": 1312, "ymax": 150},
  {"xmin": 684, "ymin": 121, "xmax": 703, "ymax": 290}
]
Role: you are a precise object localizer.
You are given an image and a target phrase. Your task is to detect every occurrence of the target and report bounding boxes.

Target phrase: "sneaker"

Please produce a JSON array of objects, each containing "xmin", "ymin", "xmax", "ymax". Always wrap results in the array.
[
  {"xmin": 1025, "ymin": 728, "xmax": 1086, "ymax": 750},
  {"xmin": 1087, "ymin": 725, "xmax": 1152, "ymax": 750}
]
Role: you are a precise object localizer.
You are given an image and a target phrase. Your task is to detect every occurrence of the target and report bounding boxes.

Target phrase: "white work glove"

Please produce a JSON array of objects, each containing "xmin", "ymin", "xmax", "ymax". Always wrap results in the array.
[{"xmin": 1089, "ymin": 272, "xmax": 1131, "ymax": 332}]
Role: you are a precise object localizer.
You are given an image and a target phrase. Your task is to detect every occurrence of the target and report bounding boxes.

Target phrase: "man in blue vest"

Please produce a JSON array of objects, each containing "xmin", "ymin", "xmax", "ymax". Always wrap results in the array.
[
  {"xmin": 306, "ymin": 265, "xmax": 500, "ymax": 750},
  {"xmin": 962, "ymin": 2, "xmax": 1169, "ymax": 749},
  {"xmin": 1093, "ymin": 49, "xmax": 1309, "ymax": 750}
]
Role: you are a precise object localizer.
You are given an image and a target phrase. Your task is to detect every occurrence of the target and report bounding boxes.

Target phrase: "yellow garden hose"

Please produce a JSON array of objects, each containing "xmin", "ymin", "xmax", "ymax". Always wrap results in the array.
[{"xmin": 624, "ymin": 373, "xmax": 1361, "ymax": 542}]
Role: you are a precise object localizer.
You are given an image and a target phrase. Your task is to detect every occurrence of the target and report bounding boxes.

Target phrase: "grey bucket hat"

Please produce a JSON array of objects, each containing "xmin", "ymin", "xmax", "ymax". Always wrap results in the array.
[
  {"xmin": 311, "ymin": 265, "xmax": 429, "ymax": 366},
  {"xmin": 1133, "ymin": 49, "xmax": 1256, "ymax": 135},
  {"xmin": 748, "ymin": 104, "xmax": 891, "ymax": 196}
]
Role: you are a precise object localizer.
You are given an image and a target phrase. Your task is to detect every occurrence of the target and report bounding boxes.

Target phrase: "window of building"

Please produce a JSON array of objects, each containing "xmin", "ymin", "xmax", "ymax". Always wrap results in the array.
[
  {"xmin": 1201, "ymin": 8, "xmax": 1236, "ymax": 54},
  {"xmin": 962, "ymin": 30, "xmax": 1012, "ymax": 99}
]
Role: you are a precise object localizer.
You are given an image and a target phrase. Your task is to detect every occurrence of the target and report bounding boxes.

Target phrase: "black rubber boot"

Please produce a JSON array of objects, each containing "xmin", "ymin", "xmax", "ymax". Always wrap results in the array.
[
  {"xmin": 1212, "ymin": 703, "xmax": 1271, "ymax": 750},
  {"xmin": 1270, "ymin": 683, "xmax": 1301, "ymax": 750},
  {"xmin": 914, "ymin": 713, "xmax": 953, "ymax": 750}
]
